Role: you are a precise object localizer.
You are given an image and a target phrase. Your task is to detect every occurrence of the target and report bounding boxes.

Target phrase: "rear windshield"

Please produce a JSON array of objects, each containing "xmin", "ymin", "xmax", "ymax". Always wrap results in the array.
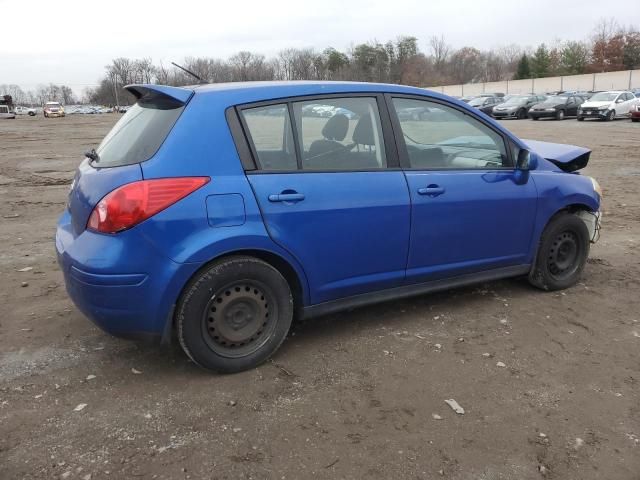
[{"xmin": 94, "ymin": 98, "xmax": 184, "ymax": 167}]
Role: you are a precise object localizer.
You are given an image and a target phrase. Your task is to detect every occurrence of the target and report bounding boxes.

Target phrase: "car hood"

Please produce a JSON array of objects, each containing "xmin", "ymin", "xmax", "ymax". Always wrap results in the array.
[
  {"xmin": 581, "ymin": 101, "xmax": 612, "ymax": 108},
  {"xmin": 524, "ymin": 139, "xmax": 590, "ymax": 172}
]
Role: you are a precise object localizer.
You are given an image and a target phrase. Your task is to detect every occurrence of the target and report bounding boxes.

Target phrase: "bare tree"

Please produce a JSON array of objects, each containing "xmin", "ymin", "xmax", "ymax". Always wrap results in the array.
[{"xmin": 429, "ymin": 35, "xmax": 451, "ymax": 69}]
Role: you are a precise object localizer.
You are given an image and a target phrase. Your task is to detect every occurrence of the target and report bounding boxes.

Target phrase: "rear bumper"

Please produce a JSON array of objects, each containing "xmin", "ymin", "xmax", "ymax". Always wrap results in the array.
[{"xmin": 56, "ymin": 210, "xmax": 198, "ymax": 339}]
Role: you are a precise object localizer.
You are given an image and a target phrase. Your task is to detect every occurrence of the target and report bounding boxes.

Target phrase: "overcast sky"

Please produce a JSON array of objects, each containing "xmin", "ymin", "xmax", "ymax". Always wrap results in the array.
[{"xmin": 1, "ymin": 0, "xmax": 639, "ymax": 93}]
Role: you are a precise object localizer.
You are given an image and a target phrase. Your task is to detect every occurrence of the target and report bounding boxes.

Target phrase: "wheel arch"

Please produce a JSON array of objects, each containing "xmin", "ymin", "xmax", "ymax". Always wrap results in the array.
[
  {"xmin": 165, "ymin": 247, "xmax": 309, "ymax": 343},
  {"xmin": 530, "ymin": 201, "xmax": 597, "ymax": 269}
]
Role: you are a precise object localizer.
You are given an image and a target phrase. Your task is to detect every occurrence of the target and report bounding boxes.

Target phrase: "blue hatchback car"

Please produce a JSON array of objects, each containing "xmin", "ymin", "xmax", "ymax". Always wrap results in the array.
[{"xmin": 56, "ymin": 81, "xmax": 602, "ymax": 372}]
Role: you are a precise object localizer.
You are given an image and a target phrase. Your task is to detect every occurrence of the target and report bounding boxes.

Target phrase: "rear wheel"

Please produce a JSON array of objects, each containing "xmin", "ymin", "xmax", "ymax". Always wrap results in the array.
[
  {"xmin": 177, "ymin": 256, "xmax": 293, "ymax": 373},
  {"xmin": 529, "ymin": 213, "xmax": 590, "ymax": 291},
  {"xmin": 555, "ymin": 109, "xmax": 565, "ymax": 121}
]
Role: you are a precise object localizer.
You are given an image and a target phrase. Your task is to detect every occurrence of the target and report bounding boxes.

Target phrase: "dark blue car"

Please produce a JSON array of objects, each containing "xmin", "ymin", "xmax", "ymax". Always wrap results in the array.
[{"xmin": 56, "ymin": 81, "xmax": 602, "ymax": 372}]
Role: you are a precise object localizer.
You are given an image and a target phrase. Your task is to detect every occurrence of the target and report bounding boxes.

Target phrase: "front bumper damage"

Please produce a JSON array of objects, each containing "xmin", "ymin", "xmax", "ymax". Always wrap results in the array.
[{"xmin": 577, "ymin": 210, "xmax": 602, "ymax": 243}]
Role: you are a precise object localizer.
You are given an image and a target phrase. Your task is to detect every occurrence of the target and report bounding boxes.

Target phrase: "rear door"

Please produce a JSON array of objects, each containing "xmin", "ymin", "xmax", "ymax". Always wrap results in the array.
[
  {"xmin": 388, "ymin": 95, "xmax": 537, "ymax": 283},
  {"xmin": 240, "ymin": 96, "xmax": 411, "ymax": 304}
]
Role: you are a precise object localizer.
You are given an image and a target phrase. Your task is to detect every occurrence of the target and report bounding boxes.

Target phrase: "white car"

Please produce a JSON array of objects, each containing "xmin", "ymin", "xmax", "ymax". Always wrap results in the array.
[
  {"xmin": 577, "ymin": 91, "xmax": 639, "ymax": 121},
  {"xmin": 15, "ymin": 106, "xmax": 37, "ymax": 116},
  {"xmin": 0, "ymin": 104, "xmax": 15, "ymax": 119}
]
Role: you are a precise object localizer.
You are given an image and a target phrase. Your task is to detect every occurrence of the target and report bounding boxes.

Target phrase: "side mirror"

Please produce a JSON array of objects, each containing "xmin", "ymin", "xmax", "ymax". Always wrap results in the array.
[
  {"xmin": 616, "ymin": 98, "xmax": 623, "ymax": 103},
  {"xmin": 516, "ymin": 149, "xmax": 537, "ymax": 170}
]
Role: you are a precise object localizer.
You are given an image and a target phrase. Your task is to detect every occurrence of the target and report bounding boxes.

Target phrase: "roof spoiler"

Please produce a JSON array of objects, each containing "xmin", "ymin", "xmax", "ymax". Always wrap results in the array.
[{"xmin": 125, "ymin": 84, "xmax": 194, "ymax": 105}]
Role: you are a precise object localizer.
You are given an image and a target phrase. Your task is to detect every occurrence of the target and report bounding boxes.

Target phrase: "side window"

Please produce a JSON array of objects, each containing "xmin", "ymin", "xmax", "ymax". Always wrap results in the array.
[
  {"xmin": 292, "ymin": 97, "xmax": 387, "ymax": 171},
  {"xmin": 567, "ymin": 97, "xmax": 576, "ymax": 105},
  {"xmin": 241, "ymin": 104, "xmax": 297, "ymax": 171},
  {"xmin": 392, "ymin": 97, "xmax": 510, "ymax": 170}
]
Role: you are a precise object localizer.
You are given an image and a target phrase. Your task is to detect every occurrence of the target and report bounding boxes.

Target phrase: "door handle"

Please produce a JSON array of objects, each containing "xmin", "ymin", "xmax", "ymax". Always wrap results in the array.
[
  {"xmin": 417, "ymin": 185, "xmax": 445, "ymax": 197},
  {"xmin": 268, "ymin": 192, "xmax": 305, "ymax": 203}
]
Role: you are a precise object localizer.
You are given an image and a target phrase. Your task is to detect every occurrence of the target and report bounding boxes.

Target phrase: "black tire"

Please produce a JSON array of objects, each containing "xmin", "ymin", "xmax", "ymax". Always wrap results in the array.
[
  {"xmin": 632, "ymin": 118, "xmax": 639, "ymax": 123},
  {"xmin": 517, "ymin": 109, "xmax": 526, "ymax": 120},
  {"xmin": 577, "ymin": 116, "xmax": 584, "ymax": 121},
  {"xmin": 529, "ymin": 213, "xmax": 590, "ymax": 291},
  {"xmin": 606, "ymin": 110, "xmax": 615, "ymax": 121},
  {"xmin": 177, "ymin": 256, "xmax": 293, "ymax": 373},
  {"xmin": 531, "ymin": 116, "xmax": 539, "ymax": 121},
  {"xmin": 555, "ymin": 109, "xmax": 565, "ymax": 121}
]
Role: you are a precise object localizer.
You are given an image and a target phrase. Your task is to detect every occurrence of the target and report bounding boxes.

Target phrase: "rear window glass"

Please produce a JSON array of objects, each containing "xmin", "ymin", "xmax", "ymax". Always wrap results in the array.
[
  {"xmin": 240, "ymin": 104, "xmax": 297, "ymax": 171},
  {"xmin": 94, "ymin": 99, "xmax": 184, "ymax": 167}
]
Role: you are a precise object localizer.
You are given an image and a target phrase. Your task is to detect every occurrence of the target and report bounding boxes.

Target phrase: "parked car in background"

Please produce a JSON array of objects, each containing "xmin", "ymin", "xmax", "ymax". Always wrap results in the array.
[
  {"xmin": 56, "ymin": 81, "xmax": 602, "ymax": 373},
  {"xmin": 460, "ymin": 95, "xmax": 476, "ymax": 103},
  {"xmin": 528, "ymin": 95, "xmax": 585, "ymax": 120},
  {"xmin": 467, "ymin": 95, "xmax": 503, "ymax": 114},
  {"xmin": 577, "ymin": 91, "xmax": 639, "ymax": 121},
  {"xmin": 44, "ymin": 102, "xmax": 65, "ymax": 118},
  {"xmin": 0, "ymin": 104, "xmax": 15, "ymax": 119},
  {"xmin": 630, "ymin": 104, "xmax": 640, "ymax": 122},
  {"xmin": 15, "ymin": 106, "xmax": 37, "ymax": 116},
  {"xmin": 1, "ymin": 94, "xmax": 15, "ymax": 118},
  {"xmin": 492, "ymin": 94, "xmax": 546, "ymax": 120}
]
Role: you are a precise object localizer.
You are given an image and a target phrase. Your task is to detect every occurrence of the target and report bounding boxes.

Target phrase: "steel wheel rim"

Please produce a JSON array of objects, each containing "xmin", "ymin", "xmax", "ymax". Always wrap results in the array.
[
  {"xmin": 201, "ymin": 280, "xmax": 278, "ymax": 358},
  {"xmin": 547, "ymin": 230, "xmax": 581, "ymax": 280}
]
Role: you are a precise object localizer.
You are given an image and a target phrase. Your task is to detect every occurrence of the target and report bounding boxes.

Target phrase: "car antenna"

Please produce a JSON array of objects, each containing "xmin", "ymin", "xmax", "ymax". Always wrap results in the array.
[{"xmin": 171, "ymin": 62, "xmax": 206, "ymax": 84}]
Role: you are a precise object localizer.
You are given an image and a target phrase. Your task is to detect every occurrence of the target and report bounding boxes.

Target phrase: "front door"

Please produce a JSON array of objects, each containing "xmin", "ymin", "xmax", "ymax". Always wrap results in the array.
[
  {"xmin": 240, "ymin": 96, "xmax": 411, "ymax": 304},
  {"xmin": 389, "ymin": 96, "xmax": 538, "ymax": 283}
]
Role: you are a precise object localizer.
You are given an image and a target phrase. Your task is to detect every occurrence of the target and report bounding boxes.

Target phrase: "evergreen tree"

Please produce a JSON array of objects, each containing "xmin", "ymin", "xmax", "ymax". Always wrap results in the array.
[
  {"xmin": 531, "ymin": 44, "xmax": 551, "ymax": 77},
  {"xmin": 514, "ymin": 54, "xmax": 531, "ymax": 79}
]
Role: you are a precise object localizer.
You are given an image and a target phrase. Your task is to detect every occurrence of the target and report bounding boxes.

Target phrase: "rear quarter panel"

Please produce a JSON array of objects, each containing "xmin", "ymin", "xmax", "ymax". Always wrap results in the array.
[{"xmin": 137, "ymin": 92, "xmax": 311, "ymax": 304}]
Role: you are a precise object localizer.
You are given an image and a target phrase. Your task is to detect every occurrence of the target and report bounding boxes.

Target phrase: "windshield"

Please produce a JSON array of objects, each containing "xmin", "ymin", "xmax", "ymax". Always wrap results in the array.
[
  {"xmin": 94, "ymin": 98, "xmax": 184, "ymax": 167},
  {"xmin": 589, "ymin": 92, "xmax": 618, "ymax": 102},
  {"xmin": 502, "ymin": 97, "xmax": 527, "ymax": 106},
  {"xmin": 468, "ymin": 98, "xmax": 486, "ymax": 106},
  {"xmin": 542, "ymin": 96, "xmax": 567, "ymax": 105}
]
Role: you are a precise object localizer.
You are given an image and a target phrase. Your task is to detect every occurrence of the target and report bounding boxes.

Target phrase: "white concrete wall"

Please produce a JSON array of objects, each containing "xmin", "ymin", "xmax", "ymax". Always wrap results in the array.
[{"xmin": 428, "ymin": 69, "xmax": 640, "ymax": 96}]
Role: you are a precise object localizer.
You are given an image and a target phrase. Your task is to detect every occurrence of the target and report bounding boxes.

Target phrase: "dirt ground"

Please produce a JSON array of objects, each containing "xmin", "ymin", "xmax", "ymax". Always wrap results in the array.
[{"xmin": 1, "ymin": 113, "xmax": 639, "ymax": 480}]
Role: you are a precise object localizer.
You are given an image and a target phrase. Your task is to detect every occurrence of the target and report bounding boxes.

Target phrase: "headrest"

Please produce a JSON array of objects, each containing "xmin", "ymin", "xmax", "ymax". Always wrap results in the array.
[
  {"xmin": 321, "ymin": 113, "xmax": 349, "ymax": 141},
  {"xmin": 352, "ymin": 115, "xmax": 375, "ymax": 146}
]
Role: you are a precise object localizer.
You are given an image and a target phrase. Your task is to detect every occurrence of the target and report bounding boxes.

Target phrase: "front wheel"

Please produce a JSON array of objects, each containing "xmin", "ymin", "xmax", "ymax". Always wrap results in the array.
[
  {"xmin": 177, "ymin": 256, "xmax": 293, "ymax": 373},
  {"xmin": 555, "ymin": 109, "xmax": 565, "ymax": 121},
  {"xmin": 577, "ymin": 116, "xmax": 584, "ymax": 121},
  {"xmin": 529, "ymin": 213, "xmax": 590, "ymax": 291},
  {"xmin": 517, "ymin": 109, "xmax": 526, "ymax": 120},
  {"xmin": 606, "ymin": 110, "xmax": 615, "ymax": 121}
]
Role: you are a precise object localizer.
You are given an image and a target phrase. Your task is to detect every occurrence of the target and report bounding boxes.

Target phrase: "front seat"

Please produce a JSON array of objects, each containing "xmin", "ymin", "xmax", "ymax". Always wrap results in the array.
[
  {"xmin": 307, "ymin": 114, "xmax": 349, "ymax": 167},
  {"xmin": 350, "ymin": 115, "xmax": 380, "ymax": 168}
]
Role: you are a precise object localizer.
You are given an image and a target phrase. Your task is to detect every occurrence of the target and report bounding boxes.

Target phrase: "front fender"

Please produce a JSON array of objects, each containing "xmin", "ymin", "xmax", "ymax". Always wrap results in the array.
[{"xmin": 528, "ymin": 171, "xmax": 600, "ymax": 262}]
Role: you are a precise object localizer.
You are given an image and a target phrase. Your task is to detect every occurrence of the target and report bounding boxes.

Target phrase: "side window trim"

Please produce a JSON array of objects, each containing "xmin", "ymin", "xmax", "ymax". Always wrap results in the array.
[
  {"xmin": 384, "ymin": 93, "xmax": 515, "ymax": 171},
  {"xmin": 234, "ymin": 93, "xmax": 400, "ymax": 173},
  {"xmin": 226, "ymin": 106, "xmax": 257, "ymax": 171}
]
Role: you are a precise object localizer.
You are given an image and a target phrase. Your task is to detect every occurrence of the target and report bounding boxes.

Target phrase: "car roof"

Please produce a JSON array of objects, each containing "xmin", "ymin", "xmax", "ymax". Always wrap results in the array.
[{"xmin": 129, "ymin": 81, "xmax": 451, "ymax": 107}]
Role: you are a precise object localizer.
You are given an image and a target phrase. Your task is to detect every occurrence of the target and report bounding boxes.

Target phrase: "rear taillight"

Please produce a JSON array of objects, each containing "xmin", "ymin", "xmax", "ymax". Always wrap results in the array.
[{"xmin": 87, "ymin": 177, "xmax": 209, "ymax": 234}]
